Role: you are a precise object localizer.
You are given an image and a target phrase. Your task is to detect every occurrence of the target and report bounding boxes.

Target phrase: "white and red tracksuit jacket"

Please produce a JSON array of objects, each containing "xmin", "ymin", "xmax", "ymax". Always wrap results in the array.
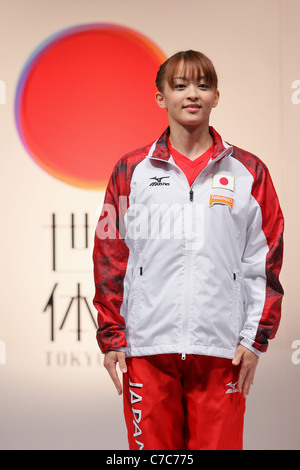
[{"xmin": 93, "ymin": 127, "xmax": 284, "ymax": 359}]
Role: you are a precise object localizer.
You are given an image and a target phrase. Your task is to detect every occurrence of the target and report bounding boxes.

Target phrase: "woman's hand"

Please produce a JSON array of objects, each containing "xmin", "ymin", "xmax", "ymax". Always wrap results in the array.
[
  {"xmin": 232, "ymin": 345, "xmax": 259, "ymax": 398},
  {"xmin": 104, "ymin": 351, "xmax": 127, "ymax": 395}
]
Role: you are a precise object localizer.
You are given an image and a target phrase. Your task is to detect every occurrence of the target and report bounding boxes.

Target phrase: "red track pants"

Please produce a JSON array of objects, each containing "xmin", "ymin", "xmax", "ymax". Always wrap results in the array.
[{"xmin": 123, "ymin": 354, "xmax": 246, "ymax": 450}]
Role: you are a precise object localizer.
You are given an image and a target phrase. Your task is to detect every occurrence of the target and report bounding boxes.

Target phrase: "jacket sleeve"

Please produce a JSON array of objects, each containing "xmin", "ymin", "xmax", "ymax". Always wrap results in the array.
[
  {"xmin": 240, "ymin": 163, "xmax": 284, "ymax": 355},
  {"xmin": 93, "ymin": 162, "xmax": 129, "ymax": 354}
]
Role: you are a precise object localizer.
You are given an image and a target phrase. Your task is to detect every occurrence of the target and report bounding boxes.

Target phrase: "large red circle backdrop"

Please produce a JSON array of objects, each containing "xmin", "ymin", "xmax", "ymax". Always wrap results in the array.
[{"xmin": 15, "ymin": 24, "xmax": 168, "ymax": 190}]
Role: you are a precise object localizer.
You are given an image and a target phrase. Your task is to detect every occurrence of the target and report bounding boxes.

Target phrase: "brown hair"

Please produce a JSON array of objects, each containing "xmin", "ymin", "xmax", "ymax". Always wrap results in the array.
[{"xmin": 155, "ymin": 50, "xmax": 218, "ymax": 92}]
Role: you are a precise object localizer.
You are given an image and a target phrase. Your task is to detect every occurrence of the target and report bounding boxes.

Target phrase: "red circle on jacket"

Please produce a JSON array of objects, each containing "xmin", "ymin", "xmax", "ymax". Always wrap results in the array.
[{"xmin": 220, "ymin": 177, "xmax": 229, "ymax": 186}]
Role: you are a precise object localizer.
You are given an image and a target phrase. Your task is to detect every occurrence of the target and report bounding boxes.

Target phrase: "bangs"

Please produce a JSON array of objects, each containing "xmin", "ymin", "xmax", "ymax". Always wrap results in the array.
[{"xmin": 156, "ymin": 50, "xmax": 218, "ymax": 92}]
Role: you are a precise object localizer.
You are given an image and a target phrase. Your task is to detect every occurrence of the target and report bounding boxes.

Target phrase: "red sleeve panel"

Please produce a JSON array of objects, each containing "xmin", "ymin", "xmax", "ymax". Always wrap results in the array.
[
  {"xmin": 251, "ymin": 164, "xmax": 284, "ymax": 351},
  {"xmin": 93, "ymin": 146, "xmax": 150, "ymax": 354},
  {"xmin": 233, "ymin": 148, "xmax": 284, "ymax": 352}
]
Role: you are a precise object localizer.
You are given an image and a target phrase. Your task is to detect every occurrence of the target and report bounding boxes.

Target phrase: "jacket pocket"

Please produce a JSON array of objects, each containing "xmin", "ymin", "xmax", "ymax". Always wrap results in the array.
[
  {"xmin": 232, "ymin": 268, "xmax": 246, "ymax": 337},
  {"xmin": 128, "ymin": 261, "xmax": 144, "ymax": 326}
]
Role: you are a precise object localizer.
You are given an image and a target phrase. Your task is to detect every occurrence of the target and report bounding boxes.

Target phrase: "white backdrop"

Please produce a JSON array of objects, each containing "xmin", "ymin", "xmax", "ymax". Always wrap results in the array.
[{"xmin": 0, "ymin": 0, "xmax": 299, "ymax": 450}]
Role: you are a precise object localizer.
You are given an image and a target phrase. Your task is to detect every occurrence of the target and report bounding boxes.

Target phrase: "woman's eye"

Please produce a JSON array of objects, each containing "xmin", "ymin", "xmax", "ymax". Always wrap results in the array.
[
  {"xmin": 174, "ymin": 84, "xmax": 186, "ymax": 89},
  {"xmin": 199, "ymin": 83, "xmax": 209, "ymax": 89}
]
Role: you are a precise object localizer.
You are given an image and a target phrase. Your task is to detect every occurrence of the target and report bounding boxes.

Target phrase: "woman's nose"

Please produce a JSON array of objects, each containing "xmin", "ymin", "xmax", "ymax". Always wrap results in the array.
[{"xmin": 187, "ymin": 85, "xmax": 199, "ymax": 100}]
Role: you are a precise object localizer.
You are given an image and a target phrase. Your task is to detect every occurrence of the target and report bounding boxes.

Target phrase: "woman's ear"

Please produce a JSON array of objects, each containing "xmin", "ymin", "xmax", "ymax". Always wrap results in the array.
[
  {"xmin": 212, "ymin": 89, "xmax": 220, "ymax": 109},
  {"xmin": 155, "ymin": 91, "xmax": 167, "ymax": 109}
]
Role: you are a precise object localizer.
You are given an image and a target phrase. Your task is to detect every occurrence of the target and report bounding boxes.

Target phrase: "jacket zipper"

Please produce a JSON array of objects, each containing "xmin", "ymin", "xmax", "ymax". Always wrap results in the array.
[
  {"xmin": 182, "ymin": 187, "xmax": 195, "ymax": 360},
  {"xmin": 182, "ymin": 249, "xmax": 192, "ymax": 360}
]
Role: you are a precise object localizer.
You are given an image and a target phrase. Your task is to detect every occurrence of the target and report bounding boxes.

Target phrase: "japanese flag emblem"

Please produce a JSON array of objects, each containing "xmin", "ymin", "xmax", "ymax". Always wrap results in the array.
[{"xmin": 212, "ymin": 173, "xmax": 235, "ymax": 192}]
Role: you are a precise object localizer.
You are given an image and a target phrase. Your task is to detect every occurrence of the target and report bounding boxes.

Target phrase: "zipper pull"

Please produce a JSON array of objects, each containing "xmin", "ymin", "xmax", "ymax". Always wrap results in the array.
[
  {"xmin": 189, "ymin": 189, "xmax": 194, "ymax": 202},
  {"xmin": 181, "ymin": 353, "xmax": 186, "ymax": 360},
  {"xmin": 140, "ymin": 267, "xmax": 143, "ymax": 276}
]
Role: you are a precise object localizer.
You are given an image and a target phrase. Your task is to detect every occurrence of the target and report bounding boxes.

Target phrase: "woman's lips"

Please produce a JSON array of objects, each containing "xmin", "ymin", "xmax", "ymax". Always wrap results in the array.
[{"xmin": 183, "ymin": 104, "xmax": 201, "ymax": 112}]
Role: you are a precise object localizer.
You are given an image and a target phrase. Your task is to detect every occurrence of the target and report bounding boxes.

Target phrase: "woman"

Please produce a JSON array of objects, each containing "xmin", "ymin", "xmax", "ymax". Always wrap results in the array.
[{"xmin": 93, "ymin": 50, "xmax": 284, "ymax": 450}]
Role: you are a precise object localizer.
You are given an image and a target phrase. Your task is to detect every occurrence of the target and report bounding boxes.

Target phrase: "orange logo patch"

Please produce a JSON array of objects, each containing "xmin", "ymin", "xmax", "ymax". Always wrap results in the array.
[{"xmin": 209, "ymin": 194, "xmax": 234, "ymax": 210}]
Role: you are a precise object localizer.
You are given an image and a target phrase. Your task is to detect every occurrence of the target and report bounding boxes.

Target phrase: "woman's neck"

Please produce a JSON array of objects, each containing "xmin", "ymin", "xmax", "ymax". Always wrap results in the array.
[{"xmin": 169, "ymin": 124, "xmax": 213, "ymax": 161}]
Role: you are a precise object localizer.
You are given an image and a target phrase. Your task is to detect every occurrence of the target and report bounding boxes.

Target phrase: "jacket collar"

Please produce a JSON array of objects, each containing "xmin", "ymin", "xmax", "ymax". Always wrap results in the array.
[{"xmin": 148, "ymin": 126, "xmax": 231, "ymax": 162}]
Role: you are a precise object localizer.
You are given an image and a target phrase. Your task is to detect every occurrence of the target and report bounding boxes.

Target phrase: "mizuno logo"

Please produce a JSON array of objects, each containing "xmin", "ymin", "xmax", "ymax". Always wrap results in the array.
[
  {"xmin": 149, "ymin": 176, "xmax": 170, "ymax": 186},
  {"xmin": 225, "ymin": 381, "xmax": 239, "ymax": 394}
]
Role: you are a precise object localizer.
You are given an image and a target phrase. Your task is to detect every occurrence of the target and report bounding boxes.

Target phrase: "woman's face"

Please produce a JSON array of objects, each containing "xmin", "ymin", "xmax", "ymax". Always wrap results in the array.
[{"xmin": 155, "ymin": 61, "xmax": 219, "ymax": 130}]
